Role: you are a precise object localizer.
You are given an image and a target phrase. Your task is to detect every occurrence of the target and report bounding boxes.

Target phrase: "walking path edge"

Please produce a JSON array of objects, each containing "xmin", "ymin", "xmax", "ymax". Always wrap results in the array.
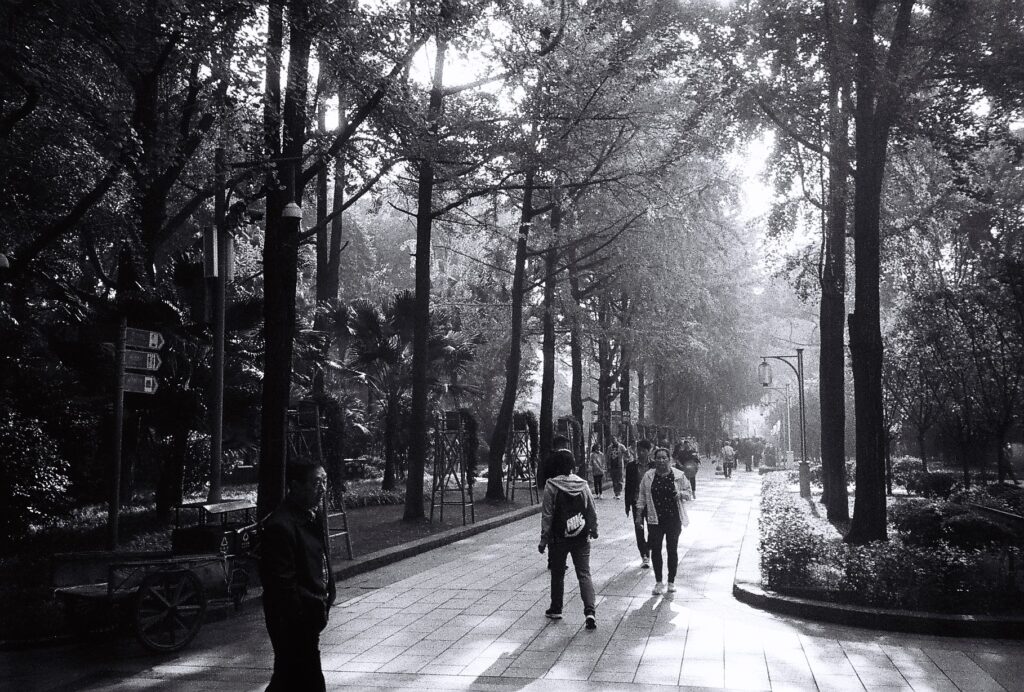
[{"xmin": 731, "ymin": 492, "xmax": 1024, "ymax": 640}]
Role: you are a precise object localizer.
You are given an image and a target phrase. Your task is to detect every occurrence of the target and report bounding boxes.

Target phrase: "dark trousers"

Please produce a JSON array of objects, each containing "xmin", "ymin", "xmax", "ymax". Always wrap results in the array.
[
  {"xmin": 723, "ymin": 461, "xmax": 734, "ymax": 478},
  {"xmin": 610, "ymin": 468, "xmax": 623, "ymax": 495},
  {"xmin": 548, "ymin": 540, "xmax": 596, "ymax": 615},
  {"xmin": 264, "ymin": 604, "xmax": 326, "ymax": 692},
  {"xmin": 647, "ymin": 520, "xmax": 681, "ymax": 584},
  {"xmin": 633, "ymin": 517, "xmax": 648, "ymax": 558},
  {"xmin": 593, "ymin": 474, "xmax": 604, "ymax": 495},
  {"xmin": 685, "ymin": 473, "xmax": 697, "ymax": 496}
]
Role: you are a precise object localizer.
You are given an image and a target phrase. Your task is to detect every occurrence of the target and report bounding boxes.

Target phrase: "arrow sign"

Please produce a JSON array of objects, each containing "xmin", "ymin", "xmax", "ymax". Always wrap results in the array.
[
  {"xmin": 124, "ymin": 349, "xmax": 161, "ymax": 372},
  {"xmin": 123, "ymin": 372, "xmax": 159, "ymax": 394},
  {"xmin": 125, "ymin": 327, "xmax": 165, "ymax": 351}
]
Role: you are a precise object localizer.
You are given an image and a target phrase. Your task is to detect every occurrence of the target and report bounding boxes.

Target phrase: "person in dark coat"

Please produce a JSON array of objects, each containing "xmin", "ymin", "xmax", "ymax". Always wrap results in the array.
[
  {"xmin": 624, "ymin": 439, "xmax": 656, "ymax": 568},
  {"xmin": 260, "ymin": 463, "xmax": 336, "ymax": 692}
]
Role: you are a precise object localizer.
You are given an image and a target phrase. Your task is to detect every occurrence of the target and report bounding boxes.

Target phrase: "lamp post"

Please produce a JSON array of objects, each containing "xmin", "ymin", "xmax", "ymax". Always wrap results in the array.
[
  {"xmin": 762, "ymin": 384, "xmax": 792, "ymax": 463},
  {"xmin": 758, "ymin": 348, "xmax": 809, "ymax": 497}
]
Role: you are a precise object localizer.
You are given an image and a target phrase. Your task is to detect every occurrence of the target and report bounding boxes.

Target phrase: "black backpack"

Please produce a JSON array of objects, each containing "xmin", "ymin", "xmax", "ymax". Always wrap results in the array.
[{"xmin": 552, "ymin": 489, "xmax": 591, "ymax": 540}]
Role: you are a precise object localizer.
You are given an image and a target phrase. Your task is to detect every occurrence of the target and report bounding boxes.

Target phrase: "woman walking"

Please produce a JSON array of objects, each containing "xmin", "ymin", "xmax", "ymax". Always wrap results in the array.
[
  {"xmin": 589, "ymin": 444, "xmax": 605, "ymax": 498},
  {"xmin": 635, "ymin": 446, "xmax": 693, "ymax": 594}
]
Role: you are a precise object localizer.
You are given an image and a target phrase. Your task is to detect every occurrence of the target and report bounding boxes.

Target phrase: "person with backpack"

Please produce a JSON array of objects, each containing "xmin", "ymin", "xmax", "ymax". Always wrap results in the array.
[
  {"xmin": 538, "ymin": 449, "xmax": 599, "ymax": 630},
  {"xmin": 606, "ymin": 437, "xmax": 626, "ymax": 499},
  {"xmin": 673, "ymin": 439, "xmax": 701, "ymax": 497},
  {"xmin": 624, "ymin": 439, "xmax": 656, "ymax": 568},
  {"xmin": 635, "ymin": 446, "xmax": 693, "ymax": 595},
  {"xmin": 589, "ymin": 443, "xmax": 605, "ymax": 498}
]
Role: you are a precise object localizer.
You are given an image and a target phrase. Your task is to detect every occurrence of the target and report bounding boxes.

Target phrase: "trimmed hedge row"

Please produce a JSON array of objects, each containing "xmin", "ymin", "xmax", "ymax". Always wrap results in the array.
[{"xmin": 759, "ymin": 474, "xmax": 1023, "ymax": 614}]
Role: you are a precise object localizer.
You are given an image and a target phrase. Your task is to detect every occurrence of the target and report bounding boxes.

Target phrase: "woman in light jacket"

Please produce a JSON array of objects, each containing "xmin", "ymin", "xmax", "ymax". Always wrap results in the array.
[{"xmin": 635, "ymin": 446, "xmax": 693, "ymax": 594}]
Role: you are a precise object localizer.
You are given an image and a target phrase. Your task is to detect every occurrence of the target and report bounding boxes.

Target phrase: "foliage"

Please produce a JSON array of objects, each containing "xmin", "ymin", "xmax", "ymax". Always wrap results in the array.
[
  {"xmin": 759, "ymin": 475, "xmax": 1024, "ymax": 614},
  {"xmin": 759, "ymin": 474, "xmax": 828, "ymax": 586},
  {"xmin": 0, "ymin": 408, "xmax": 71, "ymax": 551},
  {"xmin": 889, "ymin": 456, "xmax": 922, "ymax": 490},
  {"xmin": 906, "ymin": 471, "xmax": 959, "ymax": 499},
  {"xmin": 513, "ymin": 410, "xmax": 540, "ymax": 463}
]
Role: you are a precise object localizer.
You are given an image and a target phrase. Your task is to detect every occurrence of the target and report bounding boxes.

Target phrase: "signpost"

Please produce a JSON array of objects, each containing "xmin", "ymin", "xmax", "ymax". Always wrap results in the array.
[
  {"xmin": 110, "ymin": 325, "xmax": 163, "ymax": 549},
  {"xmin": 124, "ymin": 350, "xmax": 161, "ymax": 372},
  {"xmin": 123, "ymin": 372, "xmax": 159, "ymax": 394}
]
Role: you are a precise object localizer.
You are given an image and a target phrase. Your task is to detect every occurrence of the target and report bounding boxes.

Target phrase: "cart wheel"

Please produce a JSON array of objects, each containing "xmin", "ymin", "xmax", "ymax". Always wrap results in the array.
[{"xmin": 134, "ymin": 570, "xmax": 207, "ymax": 653}]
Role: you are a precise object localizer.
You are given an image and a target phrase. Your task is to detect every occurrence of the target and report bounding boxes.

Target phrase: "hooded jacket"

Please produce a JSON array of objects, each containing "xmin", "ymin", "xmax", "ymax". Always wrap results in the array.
[{"xmin": 540, "ymin": 473, "xmax": 599, "ymax": 545}]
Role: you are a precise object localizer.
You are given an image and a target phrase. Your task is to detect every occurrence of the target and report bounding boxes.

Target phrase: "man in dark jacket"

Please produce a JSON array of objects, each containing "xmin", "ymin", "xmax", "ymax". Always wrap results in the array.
[
  {"xmin": 260, "ymin": 463, "xmax": 336, "ymax": 691},
  {"xmin": 539, "ymin": 449, "xmax": 599, "ymax": 629},
  {"xmin": 624, "ymin": 439, "xmax": 656, "ymax": 568}
]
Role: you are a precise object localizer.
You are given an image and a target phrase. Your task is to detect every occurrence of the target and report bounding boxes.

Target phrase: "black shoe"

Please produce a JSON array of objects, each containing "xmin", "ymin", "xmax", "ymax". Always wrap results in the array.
[
  {"xmin": 585, "ymin": 615, "xmax": 597, "ymax": 630},
  {"xmin": 545, "ymin": 609, "xmax": 562, "ymax": 620}
]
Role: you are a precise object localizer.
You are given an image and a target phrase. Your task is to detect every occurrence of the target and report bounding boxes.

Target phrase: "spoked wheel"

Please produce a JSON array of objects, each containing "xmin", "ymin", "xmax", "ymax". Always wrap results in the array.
[{"xmin": 134, "ymin": 569, "xmax": 207, "ymax": 652}]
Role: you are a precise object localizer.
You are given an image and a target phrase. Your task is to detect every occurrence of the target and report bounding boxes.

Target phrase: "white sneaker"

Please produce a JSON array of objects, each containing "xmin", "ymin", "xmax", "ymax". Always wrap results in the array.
[
  {"xmin": 641, "ymin": 556, "xmax": 650, "ymax": 569},
  {"xmin": 666, "ymin": 583, "xmax": 676, "ymax": 593},
  {"xmin": 652, "ymin": 582, "xmax": 664, "ymax": 595}
]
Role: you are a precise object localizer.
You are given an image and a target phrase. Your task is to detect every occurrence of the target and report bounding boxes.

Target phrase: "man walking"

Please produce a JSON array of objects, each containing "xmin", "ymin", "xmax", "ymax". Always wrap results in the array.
[
  {"xmin": 721, "ymin": 441, "xmax": 736, "ymax": 479},
  {"xmin": 625, "ymin": 439, "xmax": 656, "ymax": 568},
  {"xmin": 539, "ymin": 449, "xmax": 599, "ymax": 629},
  {"xmin": 260, "ymin": 463, "xmax": 336, "ymax": 691},
  {"xmin": 606, "ymin": 436, "xmax": 626, "ymax": 499}
]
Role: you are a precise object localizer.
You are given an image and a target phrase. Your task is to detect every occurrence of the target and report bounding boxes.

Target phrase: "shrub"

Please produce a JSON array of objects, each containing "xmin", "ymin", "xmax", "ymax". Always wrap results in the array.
[
  {"xmin": 890, "ymin": 457, "xmax": 923, "ymax": 489},
  {"xmin": 0, "ymin": 408, "xmax": 71, "ymax": 550},
  {"xmin": 907, "ymin": 470, "xmax": 958, "ymax": 499},
  {"xmin": 344, "ymin": 456, "xmax": 384, "ymax": 480},
  {"xmin": 984, "ymin": 483, "xmax": 1024, "ymax": 515},
  {"xmin": 941, "ymin": 513, "xmax": 1018, "ymax": 549},
  {"xmin": 759, "ymin": 474, "xmax": 828, "ymax": 588}
]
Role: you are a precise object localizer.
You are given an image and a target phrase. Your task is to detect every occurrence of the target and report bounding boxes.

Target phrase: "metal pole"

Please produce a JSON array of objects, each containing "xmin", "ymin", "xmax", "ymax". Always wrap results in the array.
[
  {"xmin": 796, "ymin": 348, "xmax": 810, "ymax": 497},
  {"xmin": 785, "ymin": 383, "xmax": 792, "ymax": 457},
  {"xmin": 208, "ymin": 142, "xmax": 226, "ymax": 503},
  {"xmin": 110, "ymin": 317, "xmax": 126, "ymax": 549}
]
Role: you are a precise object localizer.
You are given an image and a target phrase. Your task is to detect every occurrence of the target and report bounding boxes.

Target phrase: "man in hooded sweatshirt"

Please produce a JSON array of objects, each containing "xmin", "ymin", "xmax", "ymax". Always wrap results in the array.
[{"xmin": 539, "ymin": 449, "xmax": 599, "ymax": 630}]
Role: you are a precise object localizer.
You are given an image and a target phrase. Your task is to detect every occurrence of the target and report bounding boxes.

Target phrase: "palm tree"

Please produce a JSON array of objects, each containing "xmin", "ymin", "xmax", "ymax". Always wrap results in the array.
[{"xmin": 345, "ymin": 291, "xmax": 476, "ymax": 491}]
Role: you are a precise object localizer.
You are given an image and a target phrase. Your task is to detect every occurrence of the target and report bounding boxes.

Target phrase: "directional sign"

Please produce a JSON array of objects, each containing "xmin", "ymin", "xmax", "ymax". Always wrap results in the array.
[
  {"xmin": 124, "ymin": 349, "xmax": 161, "ymax": 372},
  {"xmin": 125, "ymin": 327, "xmax": 165, "ymax": 351},
  {"xmin": 123, "ymin": 372, "xmax": 159, "ymax": 395}
]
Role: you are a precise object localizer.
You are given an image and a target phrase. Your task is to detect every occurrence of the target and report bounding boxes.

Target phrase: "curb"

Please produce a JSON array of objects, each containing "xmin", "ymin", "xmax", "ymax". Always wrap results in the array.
[
  {"xmin": 331, "ymin": 501, "xmax": 543, "ymax": 582},
  {"xmin": 732, "ymin": 491, "xmax": 1024, "ymax": 640},
  {"xmin": 732, "ymin": 580, "xmax": 1024, "ymax": 640}
]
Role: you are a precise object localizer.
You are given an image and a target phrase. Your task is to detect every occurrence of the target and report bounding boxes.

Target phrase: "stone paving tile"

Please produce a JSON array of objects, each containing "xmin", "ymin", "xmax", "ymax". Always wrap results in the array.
[{"xmin": 11, "ymin": 465, "xmax": 1024, "ymax": 691}]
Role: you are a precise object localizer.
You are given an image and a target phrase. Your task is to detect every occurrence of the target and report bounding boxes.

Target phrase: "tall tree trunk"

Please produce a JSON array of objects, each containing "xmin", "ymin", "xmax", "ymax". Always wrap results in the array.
[
  {"xmin": 539, "ymin": 204, "xmax": 560, "ymax": 460},
  {"xmin": 487, "ymin": 170, "xmax": 536, "ymax": 500},
  {"xmin": 405, "ymin": 37, "xmax": 446, "ymax": 521},
  {"xmin": 312, "ymin": 77, "xmax": 330, "ymax": 397},
  {"xmin": 382, "ymin": 393, "xmax": 399, "ymax": 491},
  {"xmin": 567, "ymin": 244, "xmax": 585, "ymax": 464},
  {"xmin": 845, "ymin": 0, "xmax": 913, "ymax": 544},
  {"xmin": 637, "ymin": 363, "xmax": 646, "ymax": 422},
  {"xmin": 820, "ymin": 0, "xmax": 850, "ymax": 521},
  {"xmin": 325, "ymin": 89, "xmax": 347, "ymax": 299},
  {"xmin": 259, "ymin": 0, "xmax": 309, "ymax": 519}
]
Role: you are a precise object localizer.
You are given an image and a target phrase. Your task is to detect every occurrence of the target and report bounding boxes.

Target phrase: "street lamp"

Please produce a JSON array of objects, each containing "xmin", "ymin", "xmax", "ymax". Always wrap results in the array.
[
  {"xmin": 758, "ymin": 348, "xmax": 810, "ymax": 497},
  {"xmin": 762, "ymin": 384, "xmax": 792, "ymax": 464}
]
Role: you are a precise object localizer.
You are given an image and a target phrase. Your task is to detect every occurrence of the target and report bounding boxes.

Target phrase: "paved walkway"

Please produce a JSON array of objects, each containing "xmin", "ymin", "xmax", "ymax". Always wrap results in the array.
[{"xmin": 4, "ymin": 466, "xmax": 1024, "ymax": 691}]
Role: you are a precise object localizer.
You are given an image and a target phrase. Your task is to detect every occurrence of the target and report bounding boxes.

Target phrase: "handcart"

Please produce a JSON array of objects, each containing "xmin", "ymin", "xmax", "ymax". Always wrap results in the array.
[{"xmin": 55, "ymin": 500, "xmax": 259, "ymax": 653}]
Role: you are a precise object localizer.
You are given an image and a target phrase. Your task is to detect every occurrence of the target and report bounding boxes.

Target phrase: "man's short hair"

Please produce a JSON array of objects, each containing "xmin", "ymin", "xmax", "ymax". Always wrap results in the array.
[
  {"xmin": 286, "ymin": 462, "xmax": 324, "ymax": 487},
  {"xmin": 551, "ymin": 449, "xmax": 575, "ymax": 476},
  {"xmin": 552, "ymin": 434, "xmax": 570, "ymax": 449},
  {"xmin": 637, "ymin": 439, "xmax": 652, "ymax": 451}
]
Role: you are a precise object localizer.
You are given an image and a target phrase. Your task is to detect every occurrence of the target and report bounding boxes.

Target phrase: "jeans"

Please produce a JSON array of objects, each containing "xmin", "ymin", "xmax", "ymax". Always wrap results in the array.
[
  {"xmin": 633, "ymin": 515, "xmax": 648, "ymax": 558},
  {"xmin": 593, "ymin": 474, "xmax": 604, "ymax": 495},
  {"xmin": 647, "ymin": 520, "xmax": 681, "ymax": 584},
  {"xmin": 685, "ymin": 473, "xmax": 697, "ymax": 496},
  {"xmin": 610, "ymin": 468, "xmax": 623, "ymax": 496},
  {"xmin": 548, "ymin": 540, "xmax": 596, "ymax": 615}
]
